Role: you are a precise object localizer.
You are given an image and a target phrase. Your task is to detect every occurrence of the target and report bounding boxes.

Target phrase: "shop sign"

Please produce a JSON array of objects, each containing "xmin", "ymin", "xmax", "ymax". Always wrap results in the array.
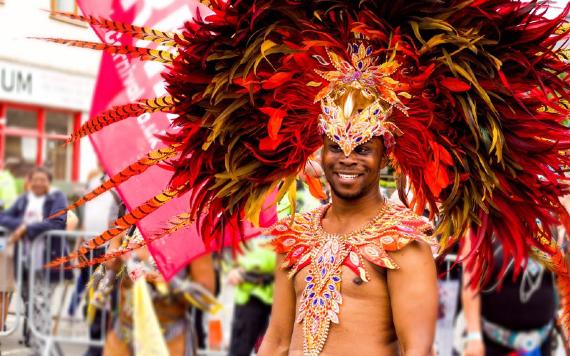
[{"xmin": 0, "ymin": 59, "xmax": 94, "ymax": 111}]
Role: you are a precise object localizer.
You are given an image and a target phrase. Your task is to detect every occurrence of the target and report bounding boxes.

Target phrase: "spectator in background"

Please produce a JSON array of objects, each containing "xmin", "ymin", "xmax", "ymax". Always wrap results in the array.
[
  {"xmin": 0, "ymin": 216, "xmax": 13, "ymax": 333},
  {"xmin": 82, "ymin": 166, "xmax": 117, "ymax": 234},
  {"xmin": 68, "ymin": 167, "xmax": 119, "ymax": 356},
  {"xmin": 0, "ymin": 166, "xmax": 68, "ymax": 352},
  {"xmin": 0, "ymin": 162, "xmax": 17, "ymax": 212},
  {"xmin": 461, "ymin": 237, "xmax": 557, "ymax": 356},
  {"xmin": 0, "ymin": 163, "xmax": 18, "ymax": 333},
  {"xmin": 67, "ymin": 168, "xmax": 118, "ymax": 303},
  {"xmin": 227, "ymin": 237, "xmax": 276, "ymax": 356},
  {"xmin": 0, "ymin": 167, "xmax": 67, "ymax": 245},
  {"xmin": 193, "ymin": 253, "xmax": 222, "ymax": 350}
]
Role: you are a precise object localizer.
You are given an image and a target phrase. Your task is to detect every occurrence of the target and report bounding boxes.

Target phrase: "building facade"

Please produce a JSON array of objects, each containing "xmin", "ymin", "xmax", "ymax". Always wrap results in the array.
[{"xmin": 0, "ymin": 0, "xmax": 100, "ymax": 184}]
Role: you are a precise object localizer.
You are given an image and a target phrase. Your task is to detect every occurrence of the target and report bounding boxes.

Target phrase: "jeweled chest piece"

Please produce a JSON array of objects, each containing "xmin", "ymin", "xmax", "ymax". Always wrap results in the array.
[{"xmin": 297, "ymin": 236, "xmax": 347, "ymax": 356}]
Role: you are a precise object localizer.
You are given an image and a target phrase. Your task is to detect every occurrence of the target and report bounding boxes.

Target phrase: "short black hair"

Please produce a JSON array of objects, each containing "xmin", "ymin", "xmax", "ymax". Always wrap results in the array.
[{"xmin": 29, "ymin": 166, "xmax": 53, "ymax": 182}]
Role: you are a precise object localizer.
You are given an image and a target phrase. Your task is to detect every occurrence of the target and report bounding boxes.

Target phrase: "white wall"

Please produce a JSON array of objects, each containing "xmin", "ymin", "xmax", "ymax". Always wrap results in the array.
[
  {"xmin": 0, "ymin": 0, "xmax": 100, "ymax": 76},
  {"xmin": 0, "ymin": 0, "xmax": 102, "ymax": 182}
]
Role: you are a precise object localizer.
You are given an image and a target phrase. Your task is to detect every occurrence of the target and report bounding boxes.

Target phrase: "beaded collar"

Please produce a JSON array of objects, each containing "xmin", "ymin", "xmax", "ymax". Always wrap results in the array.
[{"xmin": 269, "ymin": 201, "xmax": 436, "ymax": 355}]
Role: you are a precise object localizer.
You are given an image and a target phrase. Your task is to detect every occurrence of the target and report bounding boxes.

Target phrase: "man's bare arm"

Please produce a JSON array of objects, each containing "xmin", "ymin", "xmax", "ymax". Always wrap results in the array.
[
  {"xmin": 387, "ymin": 241, "xmax": 438, "ymax": 356},
  {"xmin": 258, "ymin": 253, "xmax": 296, "ymax": 356},
  {"xmin": 189, "ymin": 253, "xmax": 216, "ymax": 294},
  {"xmin": 459, "ymin": 232, "xmax": 485, "ymax": 356},
  {"xmin": 461, "ymin": 268, "xmax": 485, "ymax": 356}
]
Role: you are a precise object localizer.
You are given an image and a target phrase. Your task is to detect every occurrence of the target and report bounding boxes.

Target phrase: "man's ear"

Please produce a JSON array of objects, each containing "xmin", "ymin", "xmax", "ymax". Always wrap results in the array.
[
  {"xmin": 378, "ymin": 136, "xmax": 388, "ymax": 169},
  {"xmin": 380, "ymin": 155, "xmax": 388, "ymax": 169},
  {"xmin": 305, "ymin": 158, "xmax": 324, "ymax": 178}
]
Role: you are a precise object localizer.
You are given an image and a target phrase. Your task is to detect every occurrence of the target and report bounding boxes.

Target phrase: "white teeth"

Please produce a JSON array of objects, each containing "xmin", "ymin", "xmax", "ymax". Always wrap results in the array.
[{"xmin": 338, "ymin": 174, "xmax": 358, "ymax": 179}]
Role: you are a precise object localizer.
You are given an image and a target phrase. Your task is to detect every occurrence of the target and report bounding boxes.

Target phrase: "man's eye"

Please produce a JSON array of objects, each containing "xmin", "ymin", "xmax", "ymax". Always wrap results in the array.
[
  {"xmin": 329, "ymin": 145, "xmax": 342, "ymax": 152},
  {"xmin": 354, "ymin": 146, "xmax": 370, "ymax": 154}
]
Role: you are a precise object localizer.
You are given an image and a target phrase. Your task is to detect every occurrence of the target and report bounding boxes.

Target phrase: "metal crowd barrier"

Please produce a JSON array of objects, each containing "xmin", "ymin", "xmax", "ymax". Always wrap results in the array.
[
  {"xmin": 441, "ymin": 253, "xmax": 459, "ymax": 280},
  {"xmin": 0, "ymin": 226, "xmax": 24, "ymax": 338},
  {"xmin": 27, "ymin": 230, "xmax": 106, "ymax": 356},
  {"xmin": 198, "ymin": 351, "xmax": 227, "ymax": 356},
  {"xmin": 435, "ymin": 253, "xmax": 461, "ymax": 356}
]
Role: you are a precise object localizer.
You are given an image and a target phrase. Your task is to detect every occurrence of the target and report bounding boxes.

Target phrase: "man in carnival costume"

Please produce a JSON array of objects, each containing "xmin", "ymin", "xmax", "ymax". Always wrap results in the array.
[
  {"xmin": 259, "ymin": 45, "xmax": 440, "ymax": 354},
  {"xmin": 42, "ymin": 0, "xmax": 570, "ymax": 355}
]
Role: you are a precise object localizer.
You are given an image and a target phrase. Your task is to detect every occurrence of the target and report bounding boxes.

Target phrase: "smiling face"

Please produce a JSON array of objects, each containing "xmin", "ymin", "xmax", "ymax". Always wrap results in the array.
[
  {"xmin": 29, "ymin": 171, "xmax": 51, "ymax": 197},
  {"xmin": 321, "ymin": 136, "xmax": 386, "ymax": 202}
]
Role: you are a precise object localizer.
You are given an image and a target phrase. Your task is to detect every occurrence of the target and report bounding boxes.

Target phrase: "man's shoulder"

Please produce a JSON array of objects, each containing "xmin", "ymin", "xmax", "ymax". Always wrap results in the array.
[
  {"xmin": 384, "ymin": 202, "xmax": 433, "ymax": 233},
  {"xmin": 46, "ymin": 189, "xmax": 67, "ymax": 203},
  {"xmin": 356, "ymin": 203, "xmax": 438, "ymax": 269}
]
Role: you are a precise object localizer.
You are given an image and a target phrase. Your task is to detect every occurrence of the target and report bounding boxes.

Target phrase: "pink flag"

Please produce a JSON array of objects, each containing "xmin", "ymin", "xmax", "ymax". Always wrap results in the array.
[{"xmin": 77, "ymin": 0, "xmax": 277, "ymax": 279}]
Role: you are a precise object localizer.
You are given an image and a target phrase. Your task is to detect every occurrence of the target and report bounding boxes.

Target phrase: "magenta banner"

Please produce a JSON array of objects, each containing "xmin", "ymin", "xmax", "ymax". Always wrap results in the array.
[{"xmin": 77, "ymin": 0, "xmax": 277, "ymax": 279}]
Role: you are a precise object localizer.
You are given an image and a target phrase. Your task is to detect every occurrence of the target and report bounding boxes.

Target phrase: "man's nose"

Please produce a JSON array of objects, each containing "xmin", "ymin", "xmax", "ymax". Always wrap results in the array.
[{"xmin": 338, "ymin": 152, "xmax": 358, "ymax": 165}]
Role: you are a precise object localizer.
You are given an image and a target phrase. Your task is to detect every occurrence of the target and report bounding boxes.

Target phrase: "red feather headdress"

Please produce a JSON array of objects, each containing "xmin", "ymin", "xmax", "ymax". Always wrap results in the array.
[{"xmin": 42, "ymin": 0, "xmax": 570, "ymax": 336}]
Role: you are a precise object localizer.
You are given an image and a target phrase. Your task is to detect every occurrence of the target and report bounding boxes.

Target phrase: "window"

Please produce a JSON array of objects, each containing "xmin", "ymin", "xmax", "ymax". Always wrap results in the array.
[
  {"xmin": 44, "ymin": 111, "xmax": 73, "ymax": 181},
  {"xmin": 43, "ymin": 139, "xmax": 72, "ymax": 181},
  {"xmin": 6, "ymin": 108, "xmax": 36, "ymax": 130},
  {"xmin": 46, "ymin": 111, "xmax": 72, "ymax": 136},
  {"xmin": 50, "ymin": 0, "xmax": 86, "ymax": 26},
  {"xmin": 1, "ymin": 106, "xmax": 79, "ymax": 182},
  {"xmin": 51, "ymin": 0, "xmax": 78, "ymax": 14},
  {"xmin": 4, "ymin": 109, "xmax": 39, "ymax": 178},
  {"xmin": 5, "ymin": 136, "xmax": 37, "ymax": 177}
]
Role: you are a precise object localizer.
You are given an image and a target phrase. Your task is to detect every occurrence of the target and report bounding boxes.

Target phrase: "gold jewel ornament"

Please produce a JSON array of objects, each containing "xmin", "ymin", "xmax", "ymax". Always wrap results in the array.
[{"xmin": 315, "ymin": 41, "xmax": 409, "ymax": 156}]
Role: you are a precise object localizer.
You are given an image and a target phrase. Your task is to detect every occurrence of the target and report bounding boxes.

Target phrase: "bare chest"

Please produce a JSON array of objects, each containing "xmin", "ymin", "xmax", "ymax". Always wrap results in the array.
[
  {"xmin": 289, "ymin": 256, "xmax": 397, "ymax": 355},
  {"xmin": 292, "ymin": 258, "xmax": 389, "ymax": 300}
]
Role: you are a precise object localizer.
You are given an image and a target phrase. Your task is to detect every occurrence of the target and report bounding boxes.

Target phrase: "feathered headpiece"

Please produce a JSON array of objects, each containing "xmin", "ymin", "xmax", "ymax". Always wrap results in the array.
[
  {"xmin": 43, "ymin": 0, "xmax": 570, "ymax": 334},
  {"xmin": 315, "ymin": 39, "xmax": 408, "ymax": 155}
]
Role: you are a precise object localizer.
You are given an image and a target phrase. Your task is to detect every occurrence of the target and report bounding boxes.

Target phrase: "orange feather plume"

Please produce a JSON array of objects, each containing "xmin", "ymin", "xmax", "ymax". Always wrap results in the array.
[
  {"xmin": 67, "ymin": 96, "xmax": 176, "ymax": 142},
  {"xmin": 50, "ymin": 11, "xmax": 179, "ymax": 46},
  {"xmin": 49, "ymin": 144, "xmax": 181, "ymax": 219},
  {"xmin": 45, "ymin": 184, "xmax": 187, "ymax": 268},
  {"xmin": 62, "ymin": 212, "xmax": 196, "ymax": 269},
  {"xmin": 33, "ymin": 38, "xmax": 176, "ymax": 63}
]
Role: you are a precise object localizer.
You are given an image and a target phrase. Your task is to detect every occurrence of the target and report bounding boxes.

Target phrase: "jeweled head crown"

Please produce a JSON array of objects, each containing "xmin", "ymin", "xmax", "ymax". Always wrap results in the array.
[{"xmin": 315, "ymin": 39, "xmax": 409, "ymax": 156}]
